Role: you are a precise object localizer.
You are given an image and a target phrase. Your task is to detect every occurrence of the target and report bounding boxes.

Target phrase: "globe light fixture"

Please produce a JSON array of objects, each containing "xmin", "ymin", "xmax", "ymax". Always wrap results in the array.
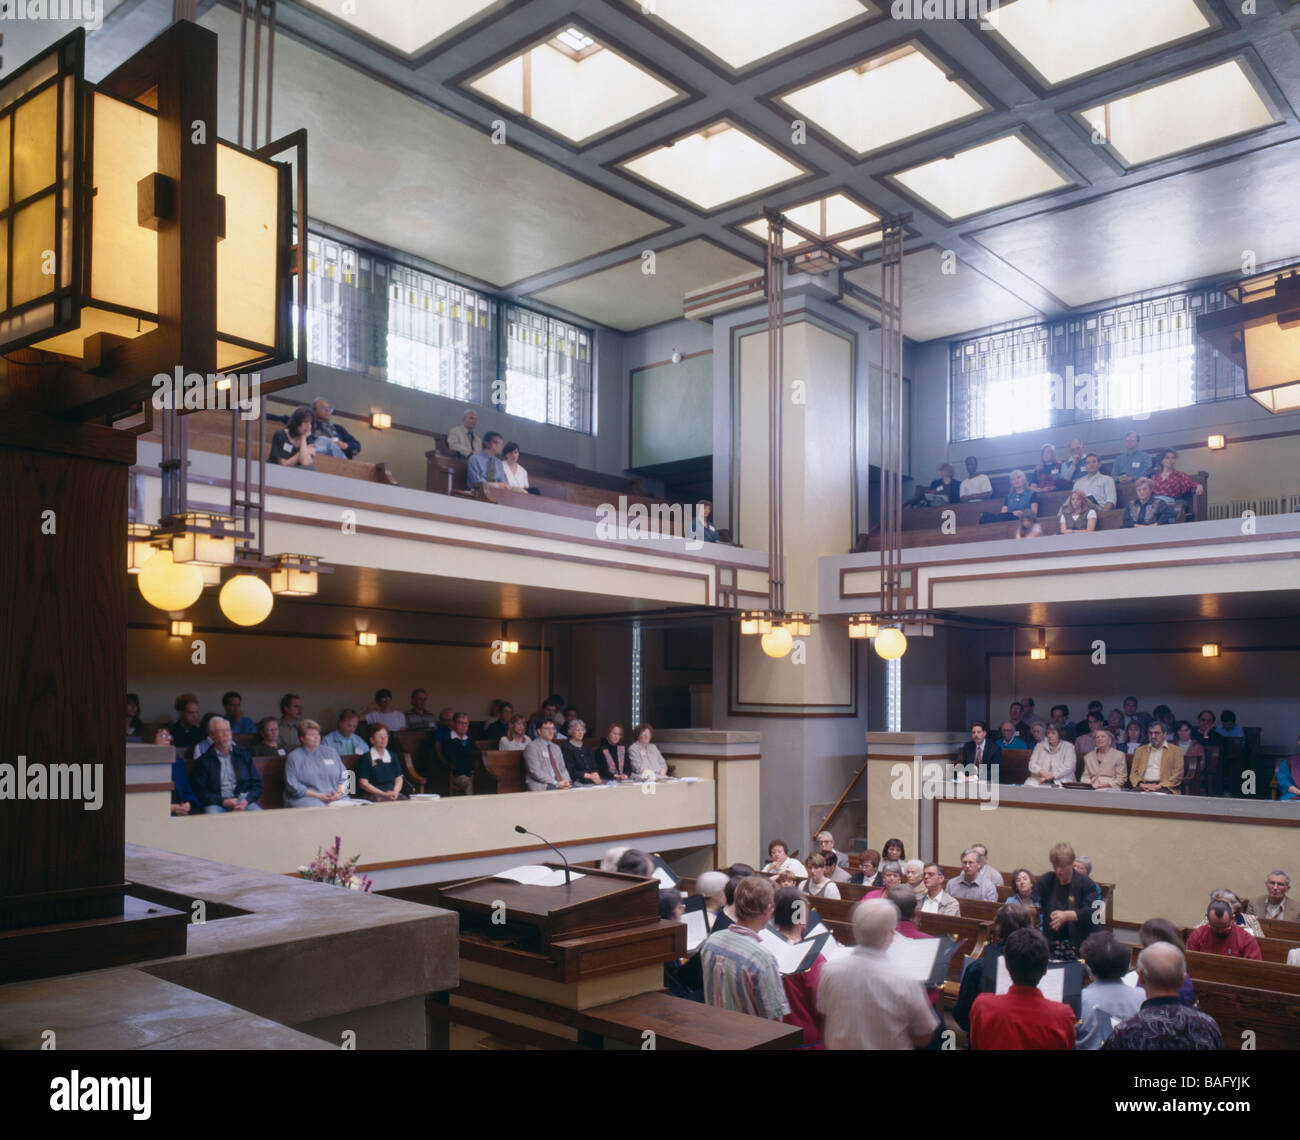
[
  {"xmin": 137, "ymin": 548, "xmax": 204, "ymax": 612},
  {"xmin": 761, "ymin": 626, "xmax": 794, "ymax": 659},
  {"xmin": 873, "ymin": 626, "xmax": 907, "ymax": 660},
  {"xmin": 218, "ymin": 574, "xmax": 274, "ymax": 627}
]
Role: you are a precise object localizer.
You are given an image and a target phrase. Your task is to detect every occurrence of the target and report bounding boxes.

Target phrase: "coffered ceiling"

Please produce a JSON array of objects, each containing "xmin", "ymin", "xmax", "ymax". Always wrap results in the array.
[{"xmin": 76, "ymin": 0, "xmax": 1300, "ymax": 343}]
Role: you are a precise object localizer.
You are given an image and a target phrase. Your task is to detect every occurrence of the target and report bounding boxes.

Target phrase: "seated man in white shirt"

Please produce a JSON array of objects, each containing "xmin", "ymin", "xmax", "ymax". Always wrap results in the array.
[
  {"xmin": 959, "ymin": 455, "xmax": 992, "ymax": 502},
  {"xmin": 919, "ymin": 863, "xmax": 960, "ymax": 916},
  {"xmin": 364, "ymin": 688, "xmax": 407, "ymax": 733},
  {"xmin": 1072, "ymin": 453, "xmax": 1117, "ymax": 509}
]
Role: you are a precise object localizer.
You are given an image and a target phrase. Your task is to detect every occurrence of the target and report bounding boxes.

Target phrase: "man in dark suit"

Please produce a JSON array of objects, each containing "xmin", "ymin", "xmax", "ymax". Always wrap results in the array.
[
  {"xmin": 959, "ymin": 721, "xmax": 1002, "ymax": 773},
  {"xmin": 438, "ymin": 711, "xmax": 477, "ymax": 795},
  {"xmin": 191, "ymin": 716, "xmax": 263, "ymax": 813},
  {"xmin": 1035, "ymin": 841, "xmax": 1101, "ymax": 959}
]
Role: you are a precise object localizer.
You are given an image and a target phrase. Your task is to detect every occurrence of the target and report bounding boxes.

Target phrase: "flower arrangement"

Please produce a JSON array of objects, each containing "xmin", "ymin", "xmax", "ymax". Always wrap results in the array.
[{"xmin": 298, "ymin": 836, "xmax": 373, "ymax": 892}]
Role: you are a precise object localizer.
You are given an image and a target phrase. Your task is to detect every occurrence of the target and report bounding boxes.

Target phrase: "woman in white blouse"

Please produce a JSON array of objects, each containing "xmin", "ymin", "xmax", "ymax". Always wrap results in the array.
[
  {"xmin": 803, "ymin": 854, "xmax": 841, "ymax": 899},
  {"xmin": 501, "ymin": 442, "xmax": 529, "ymax": 491},
  {"xmin": 1058, "ymin": 489, "xmax": 1098, "ymax": 534},
  {"xmin": 761, "ymin": 839, "xmax": 807, "ymax": 879},
  {"xmin": 1025, "ymin": 725, "xmax": 1078, "ymax": 786},
  {"xmin": 628, "ymin": 722, "xmax": 667, "ymax": 779},
  {"xmin": 499, "ymin": 714, "xmax": 529, "ymax": 751}
]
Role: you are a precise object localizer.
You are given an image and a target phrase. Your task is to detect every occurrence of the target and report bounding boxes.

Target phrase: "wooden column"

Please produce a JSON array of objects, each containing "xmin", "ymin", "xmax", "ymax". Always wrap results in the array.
[{"xmin": 0, "ymin": 413, "xmax": 135, "ymax": 931}]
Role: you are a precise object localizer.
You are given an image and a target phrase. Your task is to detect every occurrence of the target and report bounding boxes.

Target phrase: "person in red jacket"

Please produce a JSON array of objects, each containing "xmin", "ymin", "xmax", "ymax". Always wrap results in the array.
[
  {"xmin": 772, "ymin": 888, "xmax": 825, "ymax": 1049},
  {"xmin": 970, "ymin": 928, "xmax": 1076, "ymax": 1050},
  {"xmin": 1185, "ymin": 900, "xmax": 1262, "ymax": 959}
]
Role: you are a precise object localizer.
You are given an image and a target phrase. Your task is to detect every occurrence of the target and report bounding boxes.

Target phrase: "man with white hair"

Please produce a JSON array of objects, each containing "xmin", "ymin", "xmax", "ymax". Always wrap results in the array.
[
  {"xmin": 814, "ymin": 831, "xmax": 851, "ymax": 882},
  {"xmin": 1103, "ymin": 942, "xmax": 1223, "ymax": 1050},
  {"xmin": 446, "ymin": 407, "xmax": 482, "ymax": 457},
  {"xmin": 816, "ymin": 899, "xmax": 937, "ymax": 1050},
  {"xmin": 190, "ymin": 716, "xmax": 262, "ymax": 813},
  {"xmin": 1244, "ymin": 870, "xmax": 1300, "ymax": 923}
]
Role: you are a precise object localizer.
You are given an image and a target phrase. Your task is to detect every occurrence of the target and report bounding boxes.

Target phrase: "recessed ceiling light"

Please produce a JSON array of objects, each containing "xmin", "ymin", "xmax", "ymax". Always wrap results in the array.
[
  {"xmin": 468, "ymin": 26, "xmax": 680, "ymax": 144},
  {"xmin": 299, "ymin": 0, "xmax": 506, "ymax": 57},
  {"xmin": 892, "ymin": 134, "xmax": 1070, "ymax": 221},
  {"xmin": 619, "ymin": 121, "xmax": 807, "ymax": 212},
  {"xmin": 740, "ymin": 194, "xmax": 882, "ymax": 251},
  {"xmin": 1080, "ymin": 59, "xmax": 1275, "ymax": 168},
  {"xmin": 778, "ymin": 44, "xmax": 986, "ymax": 156},
  {"xmin": 989, "ymin": 0, "xmax": 1217, "ymax": 87},
  {"xmin": 624, "ymin": 0, "xmax": 876, "ymax": 71}
]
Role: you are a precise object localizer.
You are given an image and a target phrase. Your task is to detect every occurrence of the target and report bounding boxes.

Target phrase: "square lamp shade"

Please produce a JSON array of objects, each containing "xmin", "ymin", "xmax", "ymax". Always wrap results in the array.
[
  {"xmin": 1196, "ymin": 272, "xmax": 1300, "ymax": 414},
  {"xmin": 0, "ymin": 30, "xmax": 291, "ymax": 371},
  {"xmin": 167, "ymin": 511, "xmax": 237, "ymax": 567},
  {"xmin": 270, "ymin": 555, "xmax": 320, "ymax": 597}
]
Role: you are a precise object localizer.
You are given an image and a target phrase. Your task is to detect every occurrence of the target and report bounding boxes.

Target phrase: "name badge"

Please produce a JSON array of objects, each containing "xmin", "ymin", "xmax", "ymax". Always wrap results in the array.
[{"xmin": 324, "ymin": 757, "xmax": 336, "ymax": 766}]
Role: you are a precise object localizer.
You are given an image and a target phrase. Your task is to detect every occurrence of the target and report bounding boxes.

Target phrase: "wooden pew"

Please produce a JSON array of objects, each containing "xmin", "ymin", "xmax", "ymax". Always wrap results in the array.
[
  {"xmin": 1257, "ymin": 936, "xmax": 1300, "ymax": 965},
  {"xmin": 914, "ymin": 911, "xmax": 991, "ymax": 987},
  {"xmin": 475, "ymin": 750, "xmax": 526, "ymax": 795},
  {"xmin": 1259, "ymin": 917, "xmax": 1300, "ymax": 942},
  {"xmin": 942, "ymin": 866, "xmax": 1115, "ymax": 929},
  {"xmin": 998, "ymin": 747, "xmax": 1031, "ymax": 785},
  {"xmin": 1187, "ymin": 981, "xmax": 1300, "ymax": 1050},
  {"xmin": 1184, "ymin": 949, "xmax": 1300, "ymax": 995}
]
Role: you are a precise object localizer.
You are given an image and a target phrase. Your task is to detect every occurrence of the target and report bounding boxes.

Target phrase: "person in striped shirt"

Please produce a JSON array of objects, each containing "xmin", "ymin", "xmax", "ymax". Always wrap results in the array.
[{"xmin": 700, "ymin": 876, "xmax": 788, "ymax": 1020}]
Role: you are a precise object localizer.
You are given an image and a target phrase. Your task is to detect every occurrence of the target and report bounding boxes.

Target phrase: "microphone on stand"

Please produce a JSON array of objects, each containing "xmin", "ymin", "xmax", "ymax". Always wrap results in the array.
[{"xmin": 515, "ymin": 824, "xmax": 572, "ymax": 885}]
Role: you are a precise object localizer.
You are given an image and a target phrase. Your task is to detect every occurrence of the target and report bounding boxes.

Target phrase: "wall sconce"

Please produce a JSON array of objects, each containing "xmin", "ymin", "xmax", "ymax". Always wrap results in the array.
[
  {"xmin": 357, "ymin": 631, "xmax": 378, "ymax": 647},
  {"xmin": 169, "ymin": 620, "xmax": 192, "ymax": 638},
  {"xmin": 270, "ymin": 554, "xmax": 321, "ymax": 597},
  {"xmin": 370, "ymin": 411, "xmax": 392, "ymax": 430},
  {"xmin": 1207, "ymin": 434, "xmax": 1226, "ymax": 450},
  {"xmin": 1202, "ymin": 643, "xmax": 1221, "ymax": 658},
  {"xmin": 1030, "ymin": 647, "xmax": 1048, "ymax": 661}
]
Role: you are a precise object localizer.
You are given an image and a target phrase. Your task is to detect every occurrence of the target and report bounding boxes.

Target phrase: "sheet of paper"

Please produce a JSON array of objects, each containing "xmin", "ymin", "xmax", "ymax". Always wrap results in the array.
[
  {"xmin": 995, "ymin": 956, "xmax": 1065, "ymax": 1001},
  {"xmin": 887, "ymin": 935, "xmax": 942, "ymax": 981},
  {"xmin": 683, "ymin": 908, "xmax": 709, "ymax": 953},
  {"xmin": 495, "ymin": 865, "xmax": 586, "ymax": 887},
  {"xmin": 757, "ymin": 928, "xmax": 816, "ymax": 975}
]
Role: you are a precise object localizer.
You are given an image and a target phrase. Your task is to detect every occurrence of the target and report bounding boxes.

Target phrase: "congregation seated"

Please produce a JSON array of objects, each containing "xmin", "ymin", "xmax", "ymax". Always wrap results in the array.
[
  {"xmin": 903, "ymin": 859, "xmax": 925, "ymax": 896},
  {"xmin": 561, "ymin": 719, "xmax": 602, "ymax": 785},
  {"xmin": 628, "ymin": 723, "xmax": 667, "ymax": 779},
  {"xmin": 978, "ymin": 467, "xmax": 1037, "ymax": 525},
  {"xmin": 970, "ymin": 928, "xmax": 1075, "ymax": 1050},
  {"xmin": 1079, "ymin": 728, "xmax": 1128, "ymax": 788},
  {"xmin": 192, "ymin": 716, "xmax": 263, "ymax": 814},
  {"xmin": 1112, "ymin": 430, "xmax": 1154, "ymax": 484},
  {"xmin": 324, "ymin": 708, "xmax": 368, "ymax": 757},
  {"xmin": 1072, "ymin": 712, "xmax": 1104, "ymax": 758},
  {"xmin": 1057, "ymin": 488, "xmax": 1097, "ymax": 533},
  {"xmin": 523, "ymin": 719, "xmax": 571, "ymax": 791},
  {"xmin": 959, "ymin": 455, "xmax": 992, "ymax": 502},
  {"xmin": 996, "ymin": 721, "xmax": 1027, "ymax": 751},
  {"xmin": 1244, "ymin": 869, "xmax": 1300, "ymax": 922},
  {"xmin": 356, "ymin": 724, "xmax": 405, "ymax": 801},
  {"xmin": 127, "ymin": 692, "xmax": 144, "ymax": 742},
  {"xmin": 959, "ymin": 721, "xmax": 1000, "ymax": 769},
  {"xmin": 906, "ymin": 461, "xmax": 961, "ymax": 507},
  {"xmin": 1150, "ymin": 447, "xmax": 1203, "ymax": 503},
  {"xmin": 1025, "ymin": 725, "xmax": 1076, "ymax": 786},
  {"xmin": 270, "ymin": 405, "xmax": 318, "ymax": 469},
  {"xmin": 1007, "ymin": 867, "xmax": 1039, "ymax": 910},
  {"xmin": 439, "ymin": 711, "xmax": 478, "ymax": 795},
  {"xmin": 278, "ymin": 693, "xmax": 304, "ymax": 750},
  {"xmin": 1121, "ymin": 476, "xmax": 1175, "ymax": 527},
  {"xmin": 689, "ymin": 498, "xmax": 719, "ymax": 543},
  {"xmin": 252, "ymin": 716, "xmax": 287, "ymax": 759},
  {"xmin": 1186, "ymin": 898, "xmax": 1263, "ymax": 959},
  {"xmin": 761, "ymin": 839, "xmax": 806, "ymax": 879},
  {"xmin": 802, "ymin": 854, "xmax": 841, "ymax": 900},
  {"xmin": 466, "ymin": 431, "xmax": 508, "ymax": 489},
  {"xmin": 918, "ymin": 863, "xmax": 959, "ymax": 915},
  {"xmin": 284, "ymin": 719, "xmax": 350, "ymax": 808},
  {"xmin": 1030, "ymin": 443, "xmax": 1063, "ymax": 493}
]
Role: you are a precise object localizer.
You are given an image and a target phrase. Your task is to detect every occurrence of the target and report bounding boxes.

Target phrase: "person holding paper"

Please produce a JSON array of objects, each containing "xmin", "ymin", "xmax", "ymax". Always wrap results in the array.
[
  {"xmin": 970, "ymin": 928, "xmax": 1075, "ymax": 1049},
  {"xmin": 816, "ymin": 899, "xmax": 937, "ymax": 1050},
  {"xmin": 887, "ymin": 886, "xmax": 944, "ymax": 1033},
  {"xmin": 700, "ymin": 877, "xmax": 788, "ymax": 1020},
  {"xmin": 773, "ymin": 887, "xmax": 826, "ymax": 1049}
]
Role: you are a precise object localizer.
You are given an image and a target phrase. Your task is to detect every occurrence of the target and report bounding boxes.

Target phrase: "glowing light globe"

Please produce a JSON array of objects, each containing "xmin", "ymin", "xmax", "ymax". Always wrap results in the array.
[
  {"xmin": 137, "ymin": 549, "xmax": 204, "ymax": 612},
  {"xmin": 874, "ymin": 627, "xmax": 908, "ymax": 660},
  {"xmin": 761, "ymin": 626, "xmax": 794, "ymax": 659},
  {"xmin": 219, "ymin": 574, "xmax": 274, "ymax": 627}
]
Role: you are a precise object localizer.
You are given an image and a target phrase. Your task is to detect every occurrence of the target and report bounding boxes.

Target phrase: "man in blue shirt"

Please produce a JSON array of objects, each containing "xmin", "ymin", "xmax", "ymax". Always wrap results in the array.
[
  {"xmin": 221, "ymin": 690, "xmax": 258, "ymax": 735},
  {"xmin": 466, "ymin": 431, "xmax": 507, "ymax": 489},
  {"xmin": 1218, "ymin": 710, "xmax": 1246, "ymax": 739},
  {"xmin": 1112, "ymin": 430, "xmax": 1152, "ymax": 483}
]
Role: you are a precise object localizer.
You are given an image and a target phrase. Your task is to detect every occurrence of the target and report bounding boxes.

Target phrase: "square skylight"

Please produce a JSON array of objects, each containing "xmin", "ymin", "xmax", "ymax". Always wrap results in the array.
[
  {"xmin": 740, "ymin": 194, "xmax": 882, "ymax": 251},
  {"xmin": 299, "ymin": 0, "xmax": 505, "ymax": 57},
  {"xmin": 624, "ymin": 0, "xmax": 875, "ymax": 71},
  {"xmin": 618, "ymin": 122, "xmax": 807, "ymax": 212},
  {"xmin": 467, "ymin": 27, "xmax": 681, "ymax": 145},
  {"xmin": 1079, "ymin": 59, "xmax": 1276, "ymax": 168},
  {"xmin": 989, "ymin": 0, "xmax": 1218, "ymax": 86},
  {"xmin": 777, "ymin": 44, "xmax": 987, "ymax": 156},
  {"xmin": 892, "ymin": 134, "xmax": 1070, "ymax": 220}
]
